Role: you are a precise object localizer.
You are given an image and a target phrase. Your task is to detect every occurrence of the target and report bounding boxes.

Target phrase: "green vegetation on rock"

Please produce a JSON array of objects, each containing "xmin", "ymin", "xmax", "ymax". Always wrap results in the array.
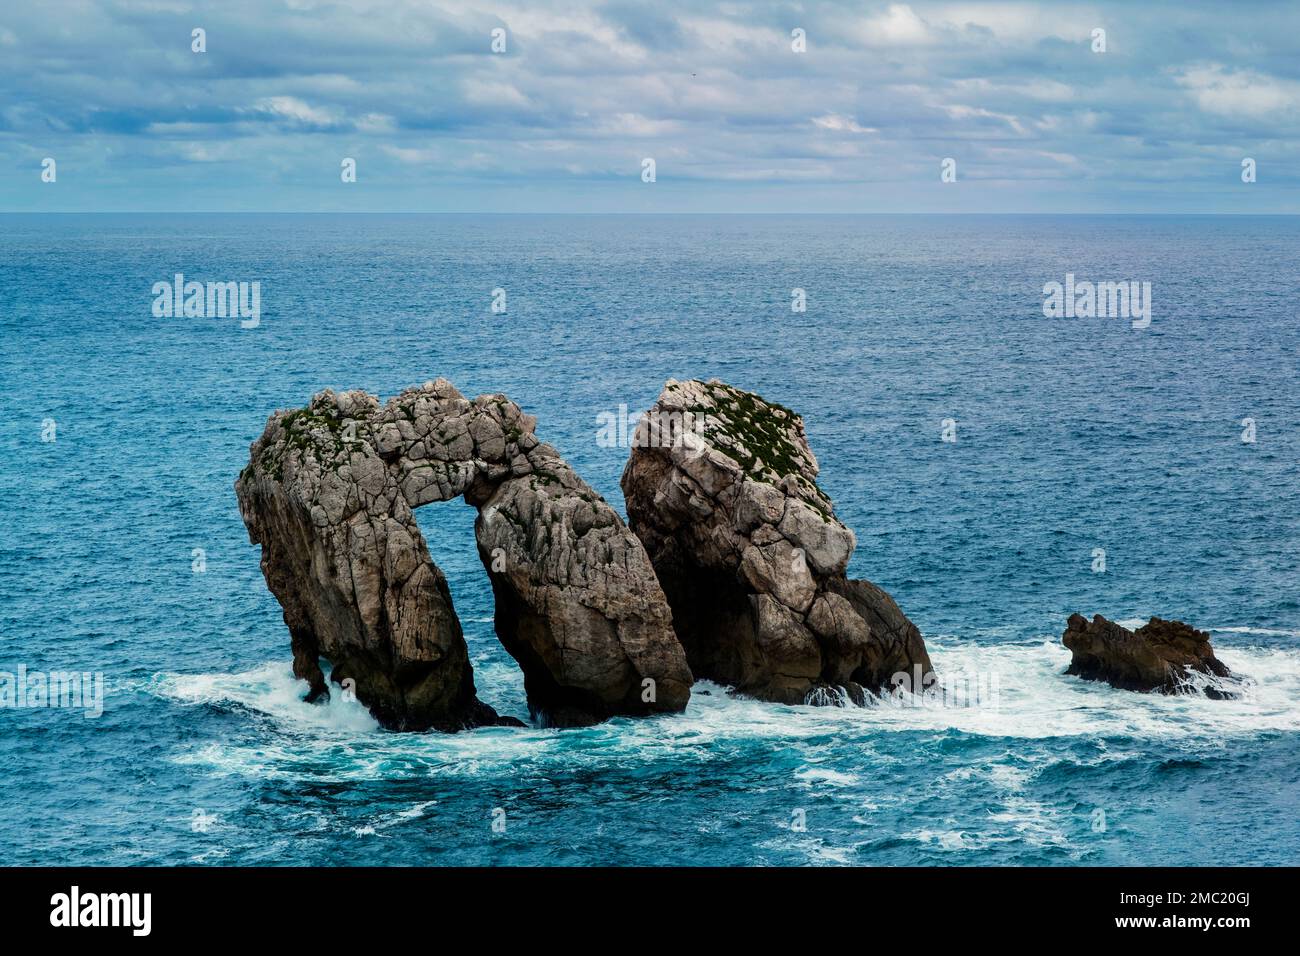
[{"xmin": 688, "ymin": 381, "xmax": 832, "ymax": 517}]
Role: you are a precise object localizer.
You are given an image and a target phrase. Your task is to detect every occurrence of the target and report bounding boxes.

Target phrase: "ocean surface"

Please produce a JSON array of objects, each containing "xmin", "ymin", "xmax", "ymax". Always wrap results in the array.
[{"xmin": 2, "ymin": 213, "xmax": 1298, "ymax": 866}]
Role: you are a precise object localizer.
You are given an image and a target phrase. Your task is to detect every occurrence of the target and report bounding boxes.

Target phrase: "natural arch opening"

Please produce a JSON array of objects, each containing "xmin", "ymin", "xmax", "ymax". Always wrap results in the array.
[{"xmin": 412, "ymin": 497, "xmax": 528, "ymax": 723}]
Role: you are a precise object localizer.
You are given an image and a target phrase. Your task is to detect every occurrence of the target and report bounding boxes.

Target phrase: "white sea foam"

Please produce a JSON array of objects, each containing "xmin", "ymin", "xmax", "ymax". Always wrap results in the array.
[
  {"xmin": 147, "ymin": 661, "xmax": 381, "ymax": 733},
  {"xmin": 1088, "ymin": 618, "xmax": 1300, "ymax": 641},
  {"xmin": 794, "ymin": 767, "xmax": 860, "ymax": 787},
  {"xmin": 146, "ymin": 633, "xmax": 1300, "ymax": 784},
  {"xmin": 904, "ymin": 829, "xmax": 973, "ymax": 851},
  {"xmin": 1208, "ymin": 625, "xmax": 1300, "ymax": 639},
  {"xmin": 843, "ymin": 638, "xmax": 1300, "ymax": 741},
  {"xmin": 139, "ymin": 636, "xmax": 1298, "ymax": 864},
  {"xmin": 351, "ymin": 800, "xmax": 438, "ymax": 837},
  {"xmin": 1107, "ymin": 618, "xmax": 1300, "ymax": 640}
]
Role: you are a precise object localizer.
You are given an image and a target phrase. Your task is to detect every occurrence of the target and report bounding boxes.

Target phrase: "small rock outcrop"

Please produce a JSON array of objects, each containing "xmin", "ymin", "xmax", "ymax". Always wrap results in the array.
[
  {"xmin": 1063, "ymin": 614, "xmax": 1237, "ymax": 698},
  {"xmin": 620, "ymin": 378, "xmax": 932, "ymax": 705},
  {"xmin": 236, "ymin": 379, "xmax": 691, "ymax": 731}
]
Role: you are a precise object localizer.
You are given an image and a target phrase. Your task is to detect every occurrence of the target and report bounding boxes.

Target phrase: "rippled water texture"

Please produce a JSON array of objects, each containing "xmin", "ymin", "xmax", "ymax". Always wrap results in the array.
[{"xmin": 2, "ymin": 214, "xmax": 1298, "ymax": 865}]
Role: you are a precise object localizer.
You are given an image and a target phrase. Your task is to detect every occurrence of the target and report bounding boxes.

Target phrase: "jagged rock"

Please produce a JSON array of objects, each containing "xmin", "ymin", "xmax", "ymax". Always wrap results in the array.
[
  {"xmin": 1062, "ymin": 613, "xmax": 1237, "ymax": 698},
  {"xmin": 236, "ymin": 379, "xmax": 691, "ymax": 730},
  {"xmin": 620, "ymin": 378, "xmax": 933, "ymax": 705}
]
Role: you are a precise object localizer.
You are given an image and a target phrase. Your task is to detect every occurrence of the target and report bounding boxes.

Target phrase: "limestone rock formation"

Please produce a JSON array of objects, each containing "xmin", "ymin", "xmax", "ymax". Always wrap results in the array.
[
  {"xmin": 1062, "ymin": 614, "xmax": 1237, "ymax": 697},
  {"xmin": 620, "ymin": 378, "xmax": 932, "ymax": 705},
  {"xmin": 236, "ymin": 379, "xmax": 691, "ymax": 730}
]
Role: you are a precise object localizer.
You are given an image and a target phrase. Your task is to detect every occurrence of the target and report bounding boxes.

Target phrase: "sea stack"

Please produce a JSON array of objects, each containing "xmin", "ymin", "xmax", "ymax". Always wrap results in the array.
[
  {"xmin": 620, "ymin": 378, "xmax": 933, "ymax": 705},
  {"xmin": 1062, "ymin": 613, "xmax": 1237, "ymax": 698},
  {"xmin": 236, "ymin": 379, "xmax": 692, "ymax": 730}
]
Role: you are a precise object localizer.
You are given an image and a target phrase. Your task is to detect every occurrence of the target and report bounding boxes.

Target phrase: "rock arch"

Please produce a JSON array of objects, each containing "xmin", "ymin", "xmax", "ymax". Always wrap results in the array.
[{"xmin": 236, "ymin": 379, "xmax": 692, "ymax": 730}]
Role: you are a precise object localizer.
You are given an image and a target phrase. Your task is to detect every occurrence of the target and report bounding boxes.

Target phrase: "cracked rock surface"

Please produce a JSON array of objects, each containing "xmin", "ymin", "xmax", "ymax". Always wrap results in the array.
[
  {"xmin": 620, "ymin": 378, "xmax": 933, "ymax": 705},
  {"xmin": 236, "ymin": 379, "xmax": 691, "ymax": 730}
]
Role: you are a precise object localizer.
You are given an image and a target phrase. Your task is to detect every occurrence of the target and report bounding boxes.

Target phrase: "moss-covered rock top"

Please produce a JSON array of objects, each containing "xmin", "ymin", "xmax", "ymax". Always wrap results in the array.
[
  {"xmin": 243, "ymin": 390, "xmax": 374, "ymax": 482},
  {"xmin": 672, "ymin": 378, "xmax": 832, "ymax": 514}
]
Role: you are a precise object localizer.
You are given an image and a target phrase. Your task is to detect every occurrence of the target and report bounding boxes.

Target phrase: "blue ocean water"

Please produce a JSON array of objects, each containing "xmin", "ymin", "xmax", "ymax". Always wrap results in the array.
[{"xmin": 1, "ymin": 213, "xmax": 1298, "ymax": 866}]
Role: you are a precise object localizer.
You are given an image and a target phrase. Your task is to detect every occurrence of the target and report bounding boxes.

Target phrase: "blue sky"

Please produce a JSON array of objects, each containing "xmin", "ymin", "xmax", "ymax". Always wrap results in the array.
[{"xmin": 2, "ymin": 0, "xmax": 1298, "ymax": 212}]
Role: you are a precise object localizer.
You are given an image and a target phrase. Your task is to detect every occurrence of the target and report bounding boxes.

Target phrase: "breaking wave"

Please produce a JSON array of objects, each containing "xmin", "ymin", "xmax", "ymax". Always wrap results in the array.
[{"xmin": 144, "ymin": 632, "xmax": 1300, "ymax": 784}]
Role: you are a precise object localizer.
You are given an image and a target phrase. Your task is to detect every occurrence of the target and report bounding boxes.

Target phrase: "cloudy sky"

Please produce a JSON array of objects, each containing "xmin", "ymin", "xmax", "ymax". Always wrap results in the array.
[{"xmin": 2, "ymin": 0, "xmax": 1298, "ymax": 212}]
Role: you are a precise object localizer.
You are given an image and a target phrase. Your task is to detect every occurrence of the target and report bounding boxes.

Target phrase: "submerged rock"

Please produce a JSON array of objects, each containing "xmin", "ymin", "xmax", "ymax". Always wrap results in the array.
[
  {"xmin": 620, "ymin": 378, "xmax": 933, "ymax": 705},
  {"xmin": 1062, "ymin": 613, "xmax": 1237, "ymax": 698},
  {"xmin": 236, "ymin": 379, "xmax": 691, "ymax": 730}
]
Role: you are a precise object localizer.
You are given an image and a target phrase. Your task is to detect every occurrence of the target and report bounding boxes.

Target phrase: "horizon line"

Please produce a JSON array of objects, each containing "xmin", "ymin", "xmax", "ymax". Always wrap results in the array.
[{"xmin": 3, "ymin": 210, "xmax": 1298, "ymax": 217}]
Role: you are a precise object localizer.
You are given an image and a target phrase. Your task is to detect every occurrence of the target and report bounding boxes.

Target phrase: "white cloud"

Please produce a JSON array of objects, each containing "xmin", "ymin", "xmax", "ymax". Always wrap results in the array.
[
  {"xmin": 5, "ymin": 0, "xmax": 1300, "ymax": 210},
  {"xmin": 462, "ymin": 79, "xmax": 530, "ymax": 108},
  {"xmin": 1175, "ymin": 64, "xmax": 1299, "ymax": 118},
  {"xmin": 381, "ymin": 145, "xmax": 440, "ymax": 164},
  {"xmin": 862, "ymin": 4, "xmax": 933, "ymax": 45},
  {"xmin": 943, "ymin": 103, "xmax": 1026, "ymax": 134},
  {"xmin": 930, "ymin": 3, "xmax": 1094, "ymax": 42},
  {"xmin": 812, "ymin": 114, "xmax": 878, "ymax": 134},
  {"xmin": 252, "ymin": 96, "xmax": 341, "ymax": 127},
  {"xmin": 952, "ymin": 78, "xmax": 1076, "ymax": 102},
  {"xmin": 594, "ymin": 112, "xmax": 680, "ymax": 137},
  {"xmin": 355, "ymin": 113, "xmax": 396, "ymax": 133}
]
